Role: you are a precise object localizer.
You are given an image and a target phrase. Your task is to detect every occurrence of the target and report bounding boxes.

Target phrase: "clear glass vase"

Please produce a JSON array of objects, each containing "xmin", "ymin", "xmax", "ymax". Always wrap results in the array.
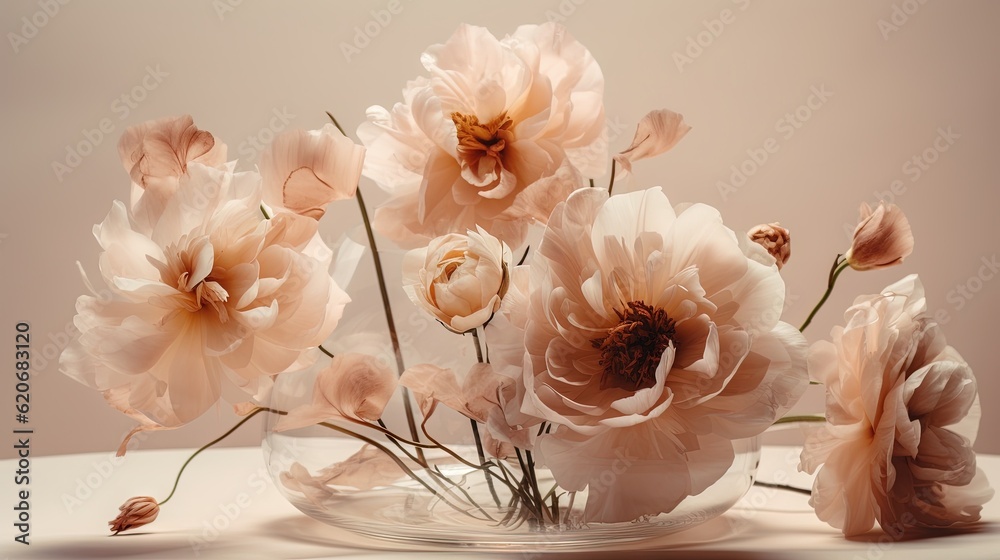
[{"xmin": 262, "ymin": 365, "xmax": 761, "ymax": 551}]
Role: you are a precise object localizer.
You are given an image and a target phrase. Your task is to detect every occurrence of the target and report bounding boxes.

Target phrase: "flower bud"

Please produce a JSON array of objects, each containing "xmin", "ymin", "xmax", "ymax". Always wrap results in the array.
[
  {"xmin": 747, "ymin": 222, "xmax": 791, "ymax": 269},
  {"xmin": 845, "ymin": 202, "xmax": 913, "ymax": 271},
  {"xmin": 402, "ymin": 226, "xmax": 512, "ymax": 333},
  {"xmin": 109, "ymin": 496, "xmax": 159, "ymax": 534}
]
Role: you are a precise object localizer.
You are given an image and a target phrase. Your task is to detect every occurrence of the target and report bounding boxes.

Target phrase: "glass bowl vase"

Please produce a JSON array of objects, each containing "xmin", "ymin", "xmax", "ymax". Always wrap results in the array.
[{"xmin": 262, "ymin": 365, "xmax": 761, "ymax": 552}]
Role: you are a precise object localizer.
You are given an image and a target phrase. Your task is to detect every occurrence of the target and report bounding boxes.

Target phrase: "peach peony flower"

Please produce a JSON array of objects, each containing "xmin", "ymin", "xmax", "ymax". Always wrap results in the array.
[
  {"xmin": 109, "ymin": 496, "xmax": 159, "ymax": 534},
  {"xmin": 275, "ymin": 353, "xmax": 397, "ymax": 432},
  {"xmin": 60, "ymin": 163, "xmax": 350, "ymax": 431},
  {"xmin": 117, "ymin": 115, "xmax": 228, "ymax": 232},
  {"xmin": 800, "ymin": 275, "xmax": 993, "ymax": 537},
  {"xmin": 493, "ymin": 186, "xmax": 808, "ymax": 523},
  {"xmin": 845, "ymin": 202, "xmax": 913, "ymax": 271},
  {"xmin": 748, "ymin": 222, "xmax": 791, "ymax": 270},
  {"xmin": 358, "ymin": 23, "xmax": 606, "ymax": 248},
  {"xmin": 259, "ymin": 124, "xmax": 365, "ymax": 220},
  {"xmin": 399, "ymin": 362, "xmax": 510, "ymax": 423},
  {"xmin": 402, "ymin": 226, "xmax": 511, "ymax": 333},
  {"xmin": 613, "ymin": 109, "xmax": 691, "ymax": 174}
]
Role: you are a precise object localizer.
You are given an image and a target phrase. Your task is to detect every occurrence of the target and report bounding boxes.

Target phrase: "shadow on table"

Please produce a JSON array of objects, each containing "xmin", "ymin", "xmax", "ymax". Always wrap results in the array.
[
  {"xmin": 8, "ymin": 532, "xmax": 201, "ymax": 559},
  {"xmin": 844, "ymin": 521, "xmax": 999, "ymax": 544},
  {"xmin": 254, "ymin": 510, "xmax": 784, "ymax": 559}
]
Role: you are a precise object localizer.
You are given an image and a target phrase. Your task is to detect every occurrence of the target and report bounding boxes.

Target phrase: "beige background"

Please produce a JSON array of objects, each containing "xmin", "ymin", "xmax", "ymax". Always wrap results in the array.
[{"xmin": 1, "ymin": 0, "xmax": 998, "ymax": 459}]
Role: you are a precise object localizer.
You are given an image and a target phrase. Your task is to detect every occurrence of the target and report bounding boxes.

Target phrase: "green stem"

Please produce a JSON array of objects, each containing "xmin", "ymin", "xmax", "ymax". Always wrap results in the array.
[
  {"xmin": 799, "ymin": 256, "xmax": 850, "ymax": 332},
  {"xmin": 158, "ymin": 408, "xmax": 267, "ymax": 506},
  {"xmin": 773, "ymin": 414, "xmax": 826, "ymax": 425},
  {"xmin": 607, "ymin": 158, "xmax": 618, "ymax": 195},
  {"xmin": 326, "ymin": 111, "xmax": 423, "ymax": 463}
]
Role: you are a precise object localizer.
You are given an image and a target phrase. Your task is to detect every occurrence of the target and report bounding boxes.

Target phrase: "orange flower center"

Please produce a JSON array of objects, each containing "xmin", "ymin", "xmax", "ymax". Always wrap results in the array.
[
  {"xmin": 591, "ymin": 301, "xmax": 677, "ymax": 390},
  {"xmin": 451, "ymin": 111, "xmax": 514, "ymax": 158}
]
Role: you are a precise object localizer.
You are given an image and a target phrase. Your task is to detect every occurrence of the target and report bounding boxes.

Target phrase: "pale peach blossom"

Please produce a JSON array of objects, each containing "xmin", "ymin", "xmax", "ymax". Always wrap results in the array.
[
  {"xmin": 490, "ymin": 186, "xmax": 808, "ymax": 522},
  {"xmin": 117, "ymin": 115, "xmax": 228, "ymax": 231},
  {"xmin": 800, "ymin": 275, "xmax": 993, "ymax": 536},
  {"xmin": 358, "ymin": 23, "xmax": 606, "ymax": 248},
  {"xmin": 402, "ymin": 226, "xmax": 511, "ymax": 333},
  {"xmin": 747, "ymin": 222, "xmax": 791, "ymax": 270},
  {"xmin": 613, "ymin": 109, "xmax": 691, "ymax": 174},
  {"xmin": 399, "ymin": 362, "xmax": 509, "ymax": 423},
  {"xmin": 259, "ymin": 124, "xmax": 365, "ymax": 220},
  {"xmin": 60, "ymin": 163, "xmax": 349, "ymax": 431},
  {"xmin": 845, "ymin": 202, "xmax": 914, "ymax": 271},
  {"xmin": 280, "ymin": 446, "xmax": 406, "ymax": 505},
  {"xmin": 275, "ymin": 353, "xmax": 397, "ymax": 432},
  {"xmin": 109, "ymin": 496, "xmax": 159, "ymax": 534}
]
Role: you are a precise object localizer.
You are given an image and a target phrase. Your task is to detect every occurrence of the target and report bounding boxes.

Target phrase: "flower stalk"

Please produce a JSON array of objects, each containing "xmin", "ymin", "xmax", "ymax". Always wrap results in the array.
[{"xmin": 799, "ymin": 255, "xmax": 850, "ymax": 332}]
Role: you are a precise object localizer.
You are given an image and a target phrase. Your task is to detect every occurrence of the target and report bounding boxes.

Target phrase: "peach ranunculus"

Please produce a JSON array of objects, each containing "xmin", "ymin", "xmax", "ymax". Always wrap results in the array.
[
  {"xmin": 799, "ymin": 275, "xmax": 993, "ymax": 536},
  {"xmin": 402, "ymin": 226, "xmax": 512, "ymax": 333},
  {"xmin": 275, "ymin": 353, "xmax": 397, "ymax": 432},
  {"xmin": 357, "ymin": 23, "xmax": 606, "ymax": 248},
  {"xmin": 259, "ymin": 124, "xmax": 366, "ymax": 220},
  {"xmin": 60, "ymin": 162, "xmax": 350, "ymax": 433},
  {"xmin": 845, "ymin": 201, "xmax": 913, "ymax": 271},
  {"xmin": 117, "ymin": 115, "xmax": 228, "ymax": 232},
  {"xmin": 496, "ymin": 186, "xmax": 809, "ymax": 523}
]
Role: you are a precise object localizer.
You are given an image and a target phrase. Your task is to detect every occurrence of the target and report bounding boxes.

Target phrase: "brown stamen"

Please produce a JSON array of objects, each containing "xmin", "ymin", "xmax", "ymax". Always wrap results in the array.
[
  {"xmin": 451, "ymin": 111, "xmax": 513, "ymax": 158},
  {"xmin": 590, "ymin": 301, "xmax": 677, "ymax": 390}
]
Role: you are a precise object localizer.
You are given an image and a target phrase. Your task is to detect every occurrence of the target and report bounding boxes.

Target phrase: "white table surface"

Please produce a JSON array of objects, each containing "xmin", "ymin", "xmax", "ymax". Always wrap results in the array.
[{"xmin": 1, "ymin": 445, "xmax": 997, "ymax": 559}]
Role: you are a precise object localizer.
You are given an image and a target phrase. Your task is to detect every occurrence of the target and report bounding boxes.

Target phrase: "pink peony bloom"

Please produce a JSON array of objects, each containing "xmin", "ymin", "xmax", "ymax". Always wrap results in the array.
[
  {"xmin": 60, "ymin": 163, "xmax": 350, "ymax": 430},
  {"xmin": 117, "ymin": 115, "xmax": 228, "ymax": 232},
  {"xmin": 494, "ymin": 186, "xmax": 808, "ymax": 522},
  {"xmin": 358, "ymin": 23, "xmax": 606, "ymax": 248},
  {"xmin": 259, "ymin": 124, "xmax": 365, "ymax": 220},
  {"xmin": 845, "ymin": 202, "xmax": 914, "ymax": 271},
  {"xmin": 800, "ymin": 275, "xmax": 993, "ymax": 536},
  {"xmin": 275, "ymin": 353, "xmax": 397, "ymax": 432},
  {"xmin": 401, "ymin": 226, "xmax": 511, "ymax": 333}
]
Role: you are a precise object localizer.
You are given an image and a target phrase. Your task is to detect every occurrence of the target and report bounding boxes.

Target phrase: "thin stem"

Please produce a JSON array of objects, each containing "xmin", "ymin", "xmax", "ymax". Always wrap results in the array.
[
  {"xmin": 589, "ymin": 178, "xmax": 595, "ymax": 189},
  {"xmin": 607, "ymin": 158, "xmax": 618, "ymax": 195},
  {"xmin": 158, "ymin": 408, "xmax": 266, "ymax": 506},
  {"xmin": 753, "ymin": 481, "xmax": 812, "ymax": 496},
  {"xmin": 318, "ymin": 344, "xmax": 334, "ymax": 358},
  {"xmin": 773, "ymin": 414, "xmax": 826, "ymax": 425},
  {"xmin": 469, "ymin": 329, "xmax": 501, "ymax": 507},
  {"xmin": 315, "ymin": 419, "xmax": 489, "ymax": 520},
  {"xmin": 516, "ymin": 245, "xmax": 530, "ymax": 266},
  {"xmin": 799, "ymin": 256, "xmax": 850, "ymax": 332},
  {"xmin": 259, "ymin": 204, "xmax": 272, "ymax": 219},
  {"xmin": 325, "ymin": 110, "xmax": 423, "ymax": 462}
]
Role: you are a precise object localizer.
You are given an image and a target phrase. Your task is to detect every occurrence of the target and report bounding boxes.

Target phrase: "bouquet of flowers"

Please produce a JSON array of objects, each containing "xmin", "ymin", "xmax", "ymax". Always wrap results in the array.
[{"xmin": 61, "ymin": 22, "xmax": 991, "ymax": 542}]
